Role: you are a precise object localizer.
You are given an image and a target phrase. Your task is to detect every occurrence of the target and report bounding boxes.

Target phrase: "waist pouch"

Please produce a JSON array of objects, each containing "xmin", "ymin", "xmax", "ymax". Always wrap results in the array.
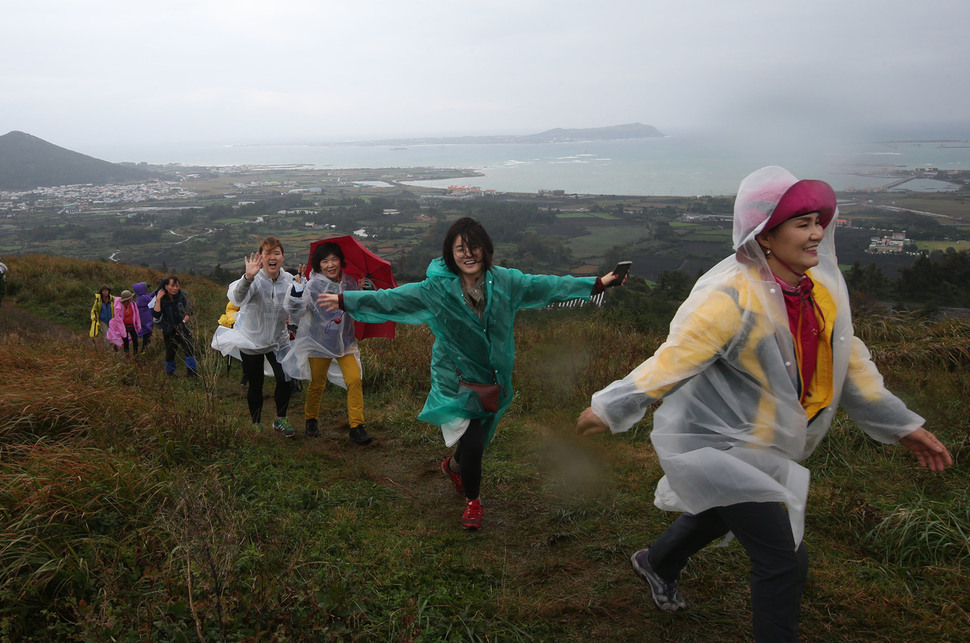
[{"xmin": 458, "ymin": 377, "xmax": 503, "ymax": 413}]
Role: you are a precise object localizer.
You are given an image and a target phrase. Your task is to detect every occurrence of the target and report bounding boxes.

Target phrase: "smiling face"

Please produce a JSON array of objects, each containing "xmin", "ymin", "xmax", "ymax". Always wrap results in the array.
[
  {"xmin": 452, "ymin": 234, "xmax": 485, "ymax": 283},
  {"xmin": 318, "ymin": 253, "xmax": 342, "ymax": 281},
  {"xmin": 758, "ymin": 211, "xmax": 824, "ymax": 284},
  {"xmin": 261, "ymin": 245, "xmax": 284, "ymax": 279}
]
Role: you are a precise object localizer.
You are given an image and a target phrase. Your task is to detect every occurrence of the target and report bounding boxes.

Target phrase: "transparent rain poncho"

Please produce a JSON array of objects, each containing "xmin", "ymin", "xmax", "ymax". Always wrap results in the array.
[
  {"xmin": 211, "ymin": 270, "xmax": 294, "ymax": 359},
  {"xmin": 280, "ymin": 270, "xmax": 362, "ymax": 388},
  {"xmin": 591, "ymin": 166, "xmax": 923, "ymax": 545}
]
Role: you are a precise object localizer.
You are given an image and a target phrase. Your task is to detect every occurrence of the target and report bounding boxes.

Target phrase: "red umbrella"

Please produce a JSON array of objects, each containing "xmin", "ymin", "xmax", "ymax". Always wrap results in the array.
[{"xmin": 305, "ymin": 235, "xmax": 397, "ymax": 340}]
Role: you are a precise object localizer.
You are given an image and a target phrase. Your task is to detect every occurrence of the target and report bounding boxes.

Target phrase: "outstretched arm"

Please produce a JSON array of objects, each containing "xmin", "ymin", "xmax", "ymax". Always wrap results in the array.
[
  {"xmin": 319, "ymin": 282, "xmax": 434, "ymax": 325},
  {"xmin": 898, "ymin": 427, "xmax": 953, "ymax": 472},
  {"xmin": 599, "ymin": 269, "xmax": 627, "ymax": 288}
]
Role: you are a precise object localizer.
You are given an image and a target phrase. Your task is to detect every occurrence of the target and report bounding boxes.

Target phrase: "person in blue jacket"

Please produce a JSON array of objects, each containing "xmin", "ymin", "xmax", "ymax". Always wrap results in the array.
[{"xmin": 319, "ymin": 217, "xmax": 625, "ymax": 530}]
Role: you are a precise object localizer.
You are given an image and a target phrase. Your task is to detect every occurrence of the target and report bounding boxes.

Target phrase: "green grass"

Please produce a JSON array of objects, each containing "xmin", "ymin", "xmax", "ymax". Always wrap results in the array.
[
  {"xmin": 1, "ymin": 256, "xmax": 968, "ymax": 640},
  {"xmin": 565, "ymin": 224, "xmax": 652, "ymax": 259},
  {"xmin": 878, "ymin": 195, "xmax": 970, "ymax": 220},
  {"xmin": 915, "ymin": 240, "xmax": 970, "ymax": 252}
]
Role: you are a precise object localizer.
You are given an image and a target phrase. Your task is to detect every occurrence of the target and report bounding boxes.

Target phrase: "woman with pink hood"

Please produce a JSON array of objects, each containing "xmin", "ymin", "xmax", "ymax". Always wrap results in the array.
[
  {"xmin": 577, "ymin": 166, "xmax": 952, "ymax": 642},
  {"xmin": 105, "ymin": 289, "xmax": 142, "ymax": 354}
]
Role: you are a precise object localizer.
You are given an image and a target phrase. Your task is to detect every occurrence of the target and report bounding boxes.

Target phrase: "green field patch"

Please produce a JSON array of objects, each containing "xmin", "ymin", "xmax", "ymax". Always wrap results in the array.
[
  {"xmin": 566, "ymin": 223, "xmax": 651, "ymax": 258},
  {"xmin": 556, "ymin": 211, "xmax": 619, "ymax": 220},
  {"xmin": 915, "ymin": 240, "xmax": 970, "ymax": 252}
]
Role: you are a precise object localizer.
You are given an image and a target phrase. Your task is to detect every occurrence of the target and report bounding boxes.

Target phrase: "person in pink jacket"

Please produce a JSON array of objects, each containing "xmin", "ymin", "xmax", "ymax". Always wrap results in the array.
[{"xmin": 105, "ymin": 289, "xmax": 143, "ymax": 354}]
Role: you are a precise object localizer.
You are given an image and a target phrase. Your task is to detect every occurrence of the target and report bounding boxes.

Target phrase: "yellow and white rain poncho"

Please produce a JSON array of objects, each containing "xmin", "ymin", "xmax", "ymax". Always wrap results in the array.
[{"xmin": 590, "ymin": 166, "xmax": 923, "ymax": 545}]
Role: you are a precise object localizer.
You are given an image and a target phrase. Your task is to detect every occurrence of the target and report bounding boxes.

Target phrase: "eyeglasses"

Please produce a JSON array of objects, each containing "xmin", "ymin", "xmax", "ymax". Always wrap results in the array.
[{"xmin": 454, "ymin": 245, "xmax": 481, "ymax": 257}]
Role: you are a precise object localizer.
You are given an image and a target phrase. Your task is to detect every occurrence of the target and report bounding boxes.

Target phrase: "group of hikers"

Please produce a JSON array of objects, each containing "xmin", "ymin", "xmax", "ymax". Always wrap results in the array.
[
  {"xmin": 89, "ymin": 167, "xmax": 954, "ymax": 642},
  {"xmin": 89, "ymin": 276, "xmax": 198, "ymax": 374}
]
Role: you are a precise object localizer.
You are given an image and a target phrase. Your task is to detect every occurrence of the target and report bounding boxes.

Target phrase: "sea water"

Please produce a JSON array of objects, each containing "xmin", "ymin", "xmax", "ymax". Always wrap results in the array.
[{"xmin": 83, "ymin": 129, "xmax": 970, "ymax": 197}]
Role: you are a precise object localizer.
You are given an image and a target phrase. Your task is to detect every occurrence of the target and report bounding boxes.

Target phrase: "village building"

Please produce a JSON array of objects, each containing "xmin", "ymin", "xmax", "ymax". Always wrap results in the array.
[{"xmin": 867, "ymin": 230, "xmax": 908, "ymax": 254}]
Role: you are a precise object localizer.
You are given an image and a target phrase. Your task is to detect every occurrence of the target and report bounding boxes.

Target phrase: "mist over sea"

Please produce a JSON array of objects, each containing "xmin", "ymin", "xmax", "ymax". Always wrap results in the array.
[{"xmin": 84, "ymin": 127, "xmax": 970, "ymax": 197}]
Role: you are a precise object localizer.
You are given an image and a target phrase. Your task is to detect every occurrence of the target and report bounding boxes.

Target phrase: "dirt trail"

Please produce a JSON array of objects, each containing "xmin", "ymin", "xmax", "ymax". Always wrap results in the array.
[{"xmin": 0, "ymin": 302, "xmax": 83, "ymax": 342}]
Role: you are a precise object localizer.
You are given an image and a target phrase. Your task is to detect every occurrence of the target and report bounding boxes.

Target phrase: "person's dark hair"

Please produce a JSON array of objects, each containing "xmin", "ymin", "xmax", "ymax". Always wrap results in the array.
[
  {"xmin": 159, "ymin": 275, "xmax": 180, "ymax": 299},
  {"xmin": 311, "ymin": 242, "xmax": 346, "ymax": 273},
  {"xmin": 442, "ymin": 217, "xmax": 493, "ymax": 275}
]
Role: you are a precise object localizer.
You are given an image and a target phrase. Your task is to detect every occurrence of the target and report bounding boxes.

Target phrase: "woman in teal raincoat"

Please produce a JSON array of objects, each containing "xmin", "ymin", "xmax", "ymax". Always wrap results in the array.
[{"xmin": 320, "ymin": 217, "xmax": 625, "ymax": 530}]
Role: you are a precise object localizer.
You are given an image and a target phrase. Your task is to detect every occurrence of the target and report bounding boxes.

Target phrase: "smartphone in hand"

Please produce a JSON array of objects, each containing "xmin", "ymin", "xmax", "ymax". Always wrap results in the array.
[{"xmin": 612, "ymin": 261, "xmax": 632, "ymax": 280}]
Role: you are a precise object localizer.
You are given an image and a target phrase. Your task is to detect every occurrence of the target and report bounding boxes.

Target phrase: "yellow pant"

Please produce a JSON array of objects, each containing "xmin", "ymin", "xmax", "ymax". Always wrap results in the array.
[{"xmin": 306, "ymin": 355, "xmax": 364, "ymax": 428}]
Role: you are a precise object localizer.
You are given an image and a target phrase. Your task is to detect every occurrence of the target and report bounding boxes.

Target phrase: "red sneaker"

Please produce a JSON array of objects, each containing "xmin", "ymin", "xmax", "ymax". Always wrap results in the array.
[
  {"xmin": 441, "ymin": 456, "xmax": 464, "ymax": 496},
  {"xmin": 461, "ymin": 499, "xmax": 483, "ymax": 531}
]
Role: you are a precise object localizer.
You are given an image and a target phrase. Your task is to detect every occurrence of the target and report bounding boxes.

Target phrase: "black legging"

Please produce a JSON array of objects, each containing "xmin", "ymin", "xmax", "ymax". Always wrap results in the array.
[
  {"xmin": 240, "ymin": 351, "xmax": 291, "ymax": 424},
  {"xmin": 453, "ymin": 419, "xmax": 486, "ymax": 500},
  {"xmin": 164, "ymin": 327, "xmax": 195, "ymax": 362},
  {"xmin": 648, "ymin": 502, "xmax": 809, "ymax": 642},
  {"xmin": 122, "ymin": 324, "xmax": 139, "ymax": 353}
]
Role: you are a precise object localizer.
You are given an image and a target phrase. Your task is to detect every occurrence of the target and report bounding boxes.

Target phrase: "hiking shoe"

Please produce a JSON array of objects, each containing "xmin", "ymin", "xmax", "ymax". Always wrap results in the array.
[
  {"xmin": 441, "ymin": 456, "xmax": 464, "ymax": 496},
  {"xmin": 273, "ymin": 417, "xmax": 296, "ymax": 438},
  {"xmin": 630, "ymin": 549, "xmax": 687, "ymax": 612},
  {"xmin": 305, "ymin": 418, "xmax": 320, "ymax": 438},
  {"xmin": 461, "ymin": 499, "xmax": 483, "ymax": 531},
  {"xmin": 349, "ymin": 424, "xmax": 374, "ymax": 445},
  {"xmin": 252, "ymin": 423, "xmax": 263, "ymax": 432}
]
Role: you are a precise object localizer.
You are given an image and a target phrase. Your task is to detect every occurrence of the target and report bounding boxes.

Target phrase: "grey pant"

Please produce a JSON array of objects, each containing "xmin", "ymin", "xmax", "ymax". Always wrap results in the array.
[{"xmin": 649, "ymin": 502, "xmax": 809, "ymax": 643}]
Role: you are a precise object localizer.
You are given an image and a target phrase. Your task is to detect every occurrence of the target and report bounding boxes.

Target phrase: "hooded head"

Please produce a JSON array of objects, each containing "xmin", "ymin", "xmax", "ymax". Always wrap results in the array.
[{"xmin": 733, "ymin": 166, "xmax": 836, "ymax": 251}]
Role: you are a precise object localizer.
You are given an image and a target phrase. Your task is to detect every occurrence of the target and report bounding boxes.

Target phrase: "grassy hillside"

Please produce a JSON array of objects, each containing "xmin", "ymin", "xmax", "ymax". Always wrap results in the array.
[{"xmin": 1, "ymin": 255, "xmax": 968, "ymax": 641}]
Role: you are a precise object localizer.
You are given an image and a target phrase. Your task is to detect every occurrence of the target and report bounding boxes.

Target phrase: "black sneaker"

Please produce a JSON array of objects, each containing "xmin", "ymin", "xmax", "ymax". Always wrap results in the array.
[
  {"xmin": 630, "ymin": 548, "xmax": 687, "ymax": 611},
  {"xmin": 305, "ymin": 418, "xmax": 320, "ymax": 438},
  {"xmin": 349, "ymin": 425, "xmax": 374, "ymax": 445}
]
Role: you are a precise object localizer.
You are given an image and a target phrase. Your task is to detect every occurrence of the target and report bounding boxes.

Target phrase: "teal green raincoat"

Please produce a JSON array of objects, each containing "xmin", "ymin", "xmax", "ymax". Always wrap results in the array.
[{"xmin": 342, "ymin": 258, "xmax": 598, "ymax": 447}]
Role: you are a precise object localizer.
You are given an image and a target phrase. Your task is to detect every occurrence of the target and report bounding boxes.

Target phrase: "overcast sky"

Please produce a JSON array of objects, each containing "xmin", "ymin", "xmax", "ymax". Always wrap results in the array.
[{"xmin": 3, "ymin": 0, "xmax": 969, "ymax": 150}]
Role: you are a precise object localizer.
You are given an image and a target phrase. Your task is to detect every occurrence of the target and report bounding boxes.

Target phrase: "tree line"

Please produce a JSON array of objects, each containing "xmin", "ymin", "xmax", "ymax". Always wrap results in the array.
[{"xmin": 848, "ymin": 250, "xmax": 970, "ymax": 309}]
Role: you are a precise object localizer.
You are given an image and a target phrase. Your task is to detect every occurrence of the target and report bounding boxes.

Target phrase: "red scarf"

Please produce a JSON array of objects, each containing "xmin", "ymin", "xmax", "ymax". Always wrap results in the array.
[{"xmin": 774, "ymin": 274, "xmax": 824, "ymax": 404}]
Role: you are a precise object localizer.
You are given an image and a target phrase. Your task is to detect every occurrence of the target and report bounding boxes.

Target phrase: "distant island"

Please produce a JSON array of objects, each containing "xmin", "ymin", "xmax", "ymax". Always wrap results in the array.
[
  {"xmin": 335, "ymin": 123, "xmax": 665, "ymax": 147},
  {"xmin": 0, "ymin": 131, "xmax": 157, "ymax": 191},
  {"xmin": 0, "ymin": 123, "xmax": 666, "ymax": 192}
]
